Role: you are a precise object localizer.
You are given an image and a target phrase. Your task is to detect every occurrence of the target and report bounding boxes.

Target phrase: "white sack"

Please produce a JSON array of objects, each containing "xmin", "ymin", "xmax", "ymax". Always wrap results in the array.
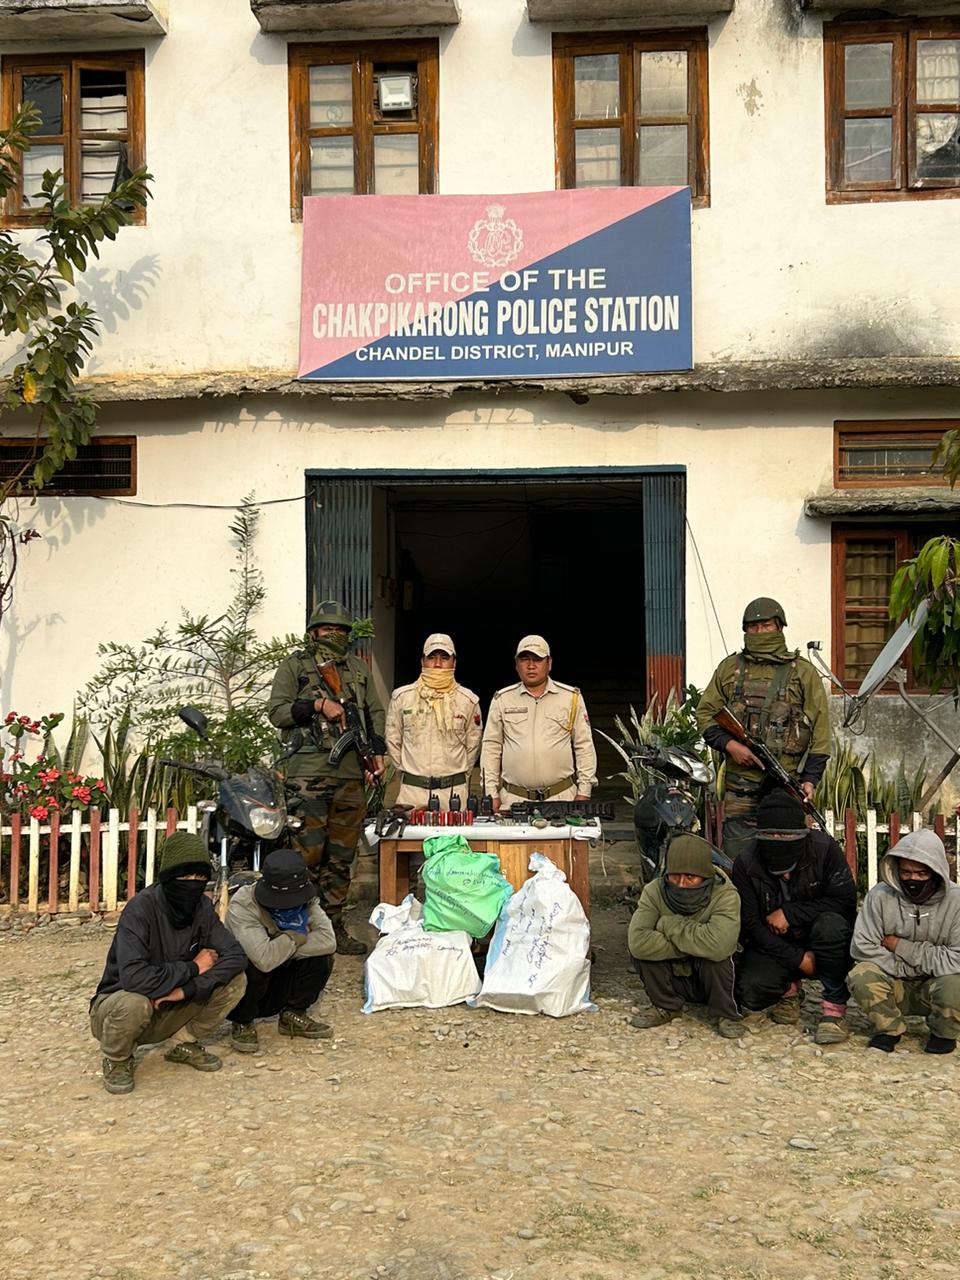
[
  {"xmin": 362, "ymin": 895, "xmax": 480, "ymax": 1013},
  {"xmin": 470, "ymin": 853, "xmax": 597, "ymax": 1018}
]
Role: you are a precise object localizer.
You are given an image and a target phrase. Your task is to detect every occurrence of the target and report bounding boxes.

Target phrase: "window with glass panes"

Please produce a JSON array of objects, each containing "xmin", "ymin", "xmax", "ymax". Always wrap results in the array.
[
  {"xmin": 835, "ymin": 421, "xmax": 953, "ymax": 487},
  {"xmin": 288, "ymin": 41, "xmax": 438, "ymax": 218},
  {"xmin": 824, "ymin": 20, "xmax": 960, "ymax": 201},
  {"xmin": 832, "ymin": 525, "xmax": 955, "ymax": 689},
  {"xmin": 553, "ymin": 31, "xmax": 709, "ymax": 205},
  {"xmin": 1, "ymin": 51, "xmax": 144, "ymax": 225}
]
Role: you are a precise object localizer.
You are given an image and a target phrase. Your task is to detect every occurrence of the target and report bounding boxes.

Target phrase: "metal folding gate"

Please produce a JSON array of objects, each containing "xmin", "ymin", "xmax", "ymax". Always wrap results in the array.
[{"xmin": 307, "ymin": 469, "xmax": 686, "ymax": 699}]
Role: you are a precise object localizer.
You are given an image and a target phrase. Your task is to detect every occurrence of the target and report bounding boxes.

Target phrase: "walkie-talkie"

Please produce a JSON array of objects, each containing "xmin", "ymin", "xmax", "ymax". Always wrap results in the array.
[
  {"xmin": 479, "ymin": 770, "xmax": 493, "ymax": 816},
  {"xmin": 449, "ymin": 793, "xmax": 461, "ymax": 812},
  {"xmin": 427, "ymin": 792, "xmax": 440, "ymax": 813}
]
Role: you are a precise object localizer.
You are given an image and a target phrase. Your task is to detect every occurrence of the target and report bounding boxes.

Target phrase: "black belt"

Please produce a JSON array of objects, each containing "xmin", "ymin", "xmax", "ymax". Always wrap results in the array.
[
  {"xmin": 503, "ymin": 776, "xmax": 574, "ymax": 802},
  {"xmin": 399, "ymin": 771, "xmax": 467, "ymax": 789}
]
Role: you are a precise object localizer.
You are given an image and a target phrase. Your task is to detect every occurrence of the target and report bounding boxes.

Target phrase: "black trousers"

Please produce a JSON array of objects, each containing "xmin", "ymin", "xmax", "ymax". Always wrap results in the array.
[
  {"xmin": 228, "ymin": 953, "xmax": 334, "ymax": 1024},
  {"xmin": 736, "ymin": 911, "xmax": 853, "ymax": 1010},
  {"xmin": 632, "ymin": 955, "xmax": 740, "ymax": 1021}
]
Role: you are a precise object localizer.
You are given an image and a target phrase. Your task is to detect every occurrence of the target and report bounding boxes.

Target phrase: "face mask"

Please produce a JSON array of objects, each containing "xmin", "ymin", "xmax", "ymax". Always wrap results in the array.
[
  {"xmin": 663, "ymin": 877, "xmax": 715, "ymax": 916},
  {"xmin": 161, "ymin": 878, "xmax": 207, "ymax": 927},
  {"xmin": 756, "ymin": 833, "xmax": 807, "ymax": 875},
  {"xmin": 307, "ymin": 632, "xmax": 350, "ymax": 662},
  {"xmin": 744, "ymin": 631, "xmax": 790, "ymax": 660},
  {"xmin": 900, "ymin": 877, "xmax": 937, "ymax": 903}
]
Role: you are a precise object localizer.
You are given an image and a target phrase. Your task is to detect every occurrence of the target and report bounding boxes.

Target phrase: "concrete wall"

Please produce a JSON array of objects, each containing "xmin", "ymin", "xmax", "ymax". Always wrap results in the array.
[{"xmin": 2, "ymin": 0, "xmax": 958, "ymax": 374}]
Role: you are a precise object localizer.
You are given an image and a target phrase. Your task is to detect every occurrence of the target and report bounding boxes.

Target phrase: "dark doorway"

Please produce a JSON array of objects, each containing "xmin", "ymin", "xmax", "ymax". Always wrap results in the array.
[{"xmin": 388, "ymin": 478, "xmax": 647, "ymax": 799}]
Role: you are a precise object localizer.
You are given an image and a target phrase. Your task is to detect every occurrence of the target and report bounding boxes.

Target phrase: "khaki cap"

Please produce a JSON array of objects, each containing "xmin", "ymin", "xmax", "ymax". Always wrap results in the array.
[
  {"xmin": 515, "ymin": 635, "xmax": 550, "ymax": 659},
  {"xmin": 423, "ymin": 632, "xmax": 456, "ymax": 657}
]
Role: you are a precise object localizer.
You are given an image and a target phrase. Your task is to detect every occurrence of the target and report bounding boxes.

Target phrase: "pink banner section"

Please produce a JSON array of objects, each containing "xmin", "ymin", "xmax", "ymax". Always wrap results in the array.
[{"xmin": 299, "ymin": 188, "xmax": 679, "ymax": 376}]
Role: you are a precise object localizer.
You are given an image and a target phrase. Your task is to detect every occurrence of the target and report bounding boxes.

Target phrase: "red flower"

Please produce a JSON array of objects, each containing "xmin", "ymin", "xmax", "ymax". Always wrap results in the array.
[
  {"xmin": 10, "ymin": 752, "xmax": 22, "ymax": 762},
  {"xmin": 4, "ymin": 711, "xmax": 16, "ymax": 724},
  {"xmin": 29, "ymin": 805, "xmax": 49, "ymax": 821},
  {"xmin": 29, "ymin": 722, "xmax": 40, "ymax": 734},
  {"xmin": 71, "ymin": 785, "xmax": 92, "ymax": 804},
  {"xmin": 94, "ymin": 780, "xmax": 107, "ymax": 792},
  {"xmin": 18, "ymin": 715, "xmax": 30, "ymax": 726},
  {"xmin": 38, "ymin": 768, "xmax": 61, "ymax": 785}
]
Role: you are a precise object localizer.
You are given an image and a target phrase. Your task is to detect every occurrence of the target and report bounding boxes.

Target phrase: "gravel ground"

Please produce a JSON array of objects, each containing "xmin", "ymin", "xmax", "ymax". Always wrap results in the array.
[{"xmin": 1, "ymin": 866, "xmax": 958, "ymax": 1280}]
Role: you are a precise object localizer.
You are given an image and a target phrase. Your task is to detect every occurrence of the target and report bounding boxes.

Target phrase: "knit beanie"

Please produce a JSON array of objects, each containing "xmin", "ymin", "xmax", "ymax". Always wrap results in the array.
[
  {"xmin": 755, "ymin": 787, "xmax": 806, "ymax": 833},
  {"xmin": 157, "ymin": 831, "xmax": 212, "ymax": 883},
  {"xmin": 665, "ymin": 834, "xmax": 716, "ymax": 880}
]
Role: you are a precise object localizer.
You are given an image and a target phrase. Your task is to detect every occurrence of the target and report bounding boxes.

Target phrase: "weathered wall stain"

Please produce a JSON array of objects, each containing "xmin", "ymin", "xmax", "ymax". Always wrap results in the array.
[{"xmin": 737, "ymin": 78, "xmax": 764, "ymax": 116}]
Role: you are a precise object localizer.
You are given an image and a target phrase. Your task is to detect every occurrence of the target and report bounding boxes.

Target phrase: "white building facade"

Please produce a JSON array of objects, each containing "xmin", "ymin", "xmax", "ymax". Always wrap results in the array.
[{"xmin": 1, "ymin": 0, "xmax": 958, "ymax": 790}]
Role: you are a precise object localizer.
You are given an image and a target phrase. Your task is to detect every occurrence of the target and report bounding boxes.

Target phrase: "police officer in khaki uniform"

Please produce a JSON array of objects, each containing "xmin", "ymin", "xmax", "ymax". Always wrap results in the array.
[
  {"xmin": 696, "ymin": 597, "xmax": 831, "ymax": 861},
  {"xmin": 385, "ymin": 633, "xmax": 482, "ymax": 812},
  {"xmin": 267, "ymin": 600, "xmax": 386, "ymax": 955},
  {"xmin": 481, "ymin": 635, "xmax": 597, "ymax": 812}
]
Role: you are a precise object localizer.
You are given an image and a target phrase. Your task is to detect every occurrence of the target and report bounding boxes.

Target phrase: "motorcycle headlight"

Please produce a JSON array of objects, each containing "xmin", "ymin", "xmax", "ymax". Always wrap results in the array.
[{"xmin": 249, "ymin": 806, "xmax": 284, "ymax": 838}]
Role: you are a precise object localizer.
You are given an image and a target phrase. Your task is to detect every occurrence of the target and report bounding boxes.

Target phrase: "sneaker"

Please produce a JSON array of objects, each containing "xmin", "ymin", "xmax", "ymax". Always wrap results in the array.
[
  {"xmin": 230, "ymin": 1022, "xmax": 259, "ymax": 1054},
  {"xmin": 102, "ymin": 1055, "xmax": 135, "ymax": 1095},
  {"xmin": 717, "ymin": 1017, "xmax": 746, "ymax": 1040},
  {"xmin": 629, "ymin": 1007, "xmax": 681, "ymax": 1030},
  {"xmin": 333, "ymin": 921, "xmax": 368, "ymax": 956},
  {"xmin": 814, "ymin": 1016, "xmax": 850, "ymax": 1045},
  {"xmin": 923, "ymin": 1033, "xmax": 956, "ymax": 1055},
  {"xmin": 770, "ymin": 995, "xmax": 801, "ymax": 1025},
  {"xmin": 164, "ymin": 1041, "xmax": 223, "ymax": 1072},
  {"xmin": 278, "ymin": 1009, "xmax": 333, "ymax": 1040},
  {"xmin": 867, "ymin": 1033, "xmax": 901, "ymax": 1053}
]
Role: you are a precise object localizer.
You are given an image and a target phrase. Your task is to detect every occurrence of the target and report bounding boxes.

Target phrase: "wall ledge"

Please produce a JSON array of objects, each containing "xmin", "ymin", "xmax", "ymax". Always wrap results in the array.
[{"xmin": 0, "ymin": 0, "xmax": 167, "ymax": 39}]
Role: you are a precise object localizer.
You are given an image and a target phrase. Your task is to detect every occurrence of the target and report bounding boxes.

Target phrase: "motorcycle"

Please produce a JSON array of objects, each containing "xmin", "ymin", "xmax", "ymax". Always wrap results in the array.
[
  {"xmin": 159, "ymin": 706, "xmax": 305, "ymax": 905},
  {"xmin": 630, "ymin": 742, "xmax": 729, "ymax": 890}
]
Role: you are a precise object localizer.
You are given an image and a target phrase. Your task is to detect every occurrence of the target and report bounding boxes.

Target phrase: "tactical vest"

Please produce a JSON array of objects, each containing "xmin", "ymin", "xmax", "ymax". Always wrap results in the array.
[
  {"xmin": 292, "ymin": 653, "xmax": 367, "ymax": 754},
  {"xmin": 728, "ymin": 655, "xmax": 812, "ymax": 767}
]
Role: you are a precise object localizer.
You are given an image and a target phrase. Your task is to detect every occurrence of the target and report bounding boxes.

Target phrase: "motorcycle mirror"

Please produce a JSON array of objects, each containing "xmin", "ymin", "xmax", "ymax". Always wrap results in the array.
[{"xmin": 178, "ymin": 706, "xmax": 209, "ymax": 739}]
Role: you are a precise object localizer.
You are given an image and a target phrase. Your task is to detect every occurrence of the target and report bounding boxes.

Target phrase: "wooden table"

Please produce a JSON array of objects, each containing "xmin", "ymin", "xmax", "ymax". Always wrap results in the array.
[{"xmin": 370, "ymin": 823, "xmax": 594, "ymax": 917}]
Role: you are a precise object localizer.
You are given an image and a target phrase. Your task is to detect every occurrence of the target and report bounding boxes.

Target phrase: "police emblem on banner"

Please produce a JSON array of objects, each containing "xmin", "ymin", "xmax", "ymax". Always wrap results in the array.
[{"xmin": 467, "ymin": 205, "xmax": 523, "ymax": 268}]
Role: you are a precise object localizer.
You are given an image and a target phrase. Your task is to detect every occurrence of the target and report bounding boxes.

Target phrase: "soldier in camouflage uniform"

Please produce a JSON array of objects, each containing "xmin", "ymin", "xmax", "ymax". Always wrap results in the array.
[
  {"xmin": 849, "ymin": 830, "xmax": 960, "ymax": 1055},
  {"xmin": 696, "ymin": 598, "xmax": 831, "ymax": 860},
  {"xmin": 267, "ymin": 601, "xmax": 386, "ymax": 955}
]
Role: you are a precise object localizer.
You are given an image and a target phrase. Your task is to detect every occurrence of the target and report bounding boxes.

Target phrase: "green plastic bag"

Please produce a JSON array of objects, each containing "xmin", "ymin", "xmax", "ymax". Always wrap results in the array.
[{"xmin": 421, "ymin": 836, "xmax": 513, "ymax": 938}]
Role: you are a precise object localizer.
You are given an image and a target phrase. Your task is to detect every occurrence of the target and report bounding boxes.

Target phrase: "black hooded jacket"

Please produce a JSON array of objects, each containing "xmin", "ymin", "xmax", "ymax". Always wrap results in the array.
[{"xmin": 732, "ymin": 830, "xmax": 857, "ymax": 970}]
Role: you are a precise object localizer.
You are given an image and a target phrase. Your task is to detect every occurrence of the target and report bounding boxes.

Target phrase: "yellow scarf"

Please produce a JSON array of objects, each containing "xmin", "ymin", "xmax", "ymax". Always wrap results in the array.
[{"xmin": 416, "ymin": 668, "xmax": 457, "ymax": 732}]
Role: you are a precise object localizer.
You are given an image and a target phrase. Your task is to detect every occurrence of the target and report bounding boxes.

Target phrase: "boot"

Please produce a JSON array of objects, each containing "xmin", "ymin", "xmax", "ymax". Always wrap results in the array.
[
  {"xmin": 868, "ymin": 1033, "xmax": 901, "ymax": 1053},
  {"xmin": 164, "ymin": 1041, "xmax": 222, "ymax": 1072},
  {"xmin": 333, "ymin": 920, "xmax": 368, "ymax": 955},
  {"xmin": 278, "ymin": 1008, "xmax": 333, "ymax": 1040},
  {"xmin": 769, "ymin": 994, "xmax": 801, "ymax": 1025},
  {"xmin": 814, "ymin": 1016, "xmax": 850, "ymax": 1045},
  {"xmin": 717, "ymin": 1017, "xmax": 746, "ymax": 1040},
  {"xmin": 102, "ymin": 1056, "xmax": 135, "ymax": 1095},
  {"xmin": 230, "ymin": 1022, "xmax": 259, "ymax": 1054},
  {"xmin": 629, "ymin": 1007, "xmax": 681, "ymax": 1030},
  {"xmin": 923, "ymin": 1033, "xmax": 956, "ymax": 1055}
]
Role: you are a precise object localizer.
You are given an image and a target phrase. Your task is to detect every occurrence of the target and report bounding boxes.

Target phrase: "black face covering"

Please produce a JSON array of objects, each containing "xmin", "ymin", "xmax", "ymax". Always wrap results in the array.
[
  {"xmin": 756, "ymin": 832, "xmax": 808, "ymax": 876},
  {"xmin": 900, "ymin": 875, "xmax": 938, "ymax": 904},
  {"xmin": 161, "ymin": 878, "xmax": 208, "ymax": 928},
  {"xmin": 662, "ymin": 877, "xmax": 715, "ymax": 916}
]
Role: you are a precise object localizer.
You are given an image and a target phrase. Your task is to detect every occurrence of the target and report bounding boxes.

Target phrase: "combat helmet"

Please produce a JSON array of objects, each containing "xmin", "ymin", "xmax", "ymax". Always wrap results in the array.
[
  {"xmin": 742, "ymin": 597, "xmax": 787, "ymax": 629},
  {"xmin": 307, "ymin": 600, "xmax": 354, "ymax": 631}
]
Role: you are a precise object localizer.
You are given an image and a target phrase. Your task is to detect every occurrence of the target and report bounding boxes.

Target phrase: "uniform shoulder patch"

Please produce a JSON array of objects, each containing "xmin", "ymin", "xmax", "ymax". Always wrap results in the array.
[
  {"xmin": 460, "ymin": 686, "xmax": 480, "ymax": 705},
  {"xmin": 492, "ymin": 684, "xmax": 519, "ymax": 699},
  {"xmin": 552, "ymin": 680, "xmax": 579, "ymax": 694}
]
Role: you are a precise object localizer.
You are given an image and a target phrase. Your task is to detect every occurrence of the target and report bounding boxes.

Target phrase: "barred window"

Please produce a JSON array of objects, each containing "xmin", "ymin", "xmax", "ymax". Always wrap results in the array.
[{"xmin": 0, "ymin": 437, "xmax": 136, "ymax": 495}]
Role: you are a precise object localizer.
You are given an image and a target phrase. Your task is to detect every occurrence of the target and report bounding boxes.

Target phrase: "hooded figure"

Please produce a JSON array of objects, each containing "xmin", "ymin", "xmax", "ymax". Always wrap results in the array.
[
  {"xmin": 627, "ymin": 834, "xmax": 743, "ymax": 1038},
  {"xmin": 732, "ymin": 787, "xmax": 857, "ymax": 1044},
  {"xmin": 849, "ymin": 829, "xmax": 960, "ymax": 1055}
]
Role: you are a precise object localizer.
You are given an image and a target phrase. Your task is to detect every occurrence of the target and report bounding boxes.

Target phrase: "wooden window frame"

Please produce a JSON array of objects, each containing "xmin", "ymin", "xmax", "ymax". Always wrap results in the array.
[
  {"xmin": 824, "ymin": 18, "xmax": 960, "ymax": 204},
  {"xmin": 832, "ymin": 526, "xmax": 913, "ymax": 691},
  {"xmin": 0, "ymin": 435, "xmax": 137, "ymax": 496},
  {"xmin": 1, "ymin": 49, "xmax": 146, "ymax": 227},
  {"xmin": 552, "ymin": 29, "xmax": 710, "ymax": 207},
  {"xmin": 288, "ymin": 39, "xmax": 439, "ymax": 220},
  {"xmin": 834, "ymin": 419, "xmax": 954, "ymax": 488}
]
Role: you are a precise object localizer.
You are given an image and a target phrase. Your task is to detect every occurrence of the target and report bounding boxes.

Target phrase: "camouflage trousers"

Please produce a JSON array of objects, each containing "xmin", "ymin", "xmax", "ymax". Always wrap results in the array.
[
  {"xmin": 287, "ymin": 778, "xmax": 367, "ymax": 923},
  {"xmin": 720, "ymin": 779, "xmax": 759, "ymax": 860},
  {"xmin": 848, "ymin": 961, "xmax": 960, "ymax": 1040}
]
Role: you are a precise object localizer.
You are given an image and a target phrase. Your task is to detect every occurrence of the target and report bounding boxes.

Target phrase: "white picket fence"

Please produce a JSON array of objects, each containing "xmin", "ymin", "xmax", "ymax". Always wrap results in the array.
[
  {"xmin": 1, "ymin": 805, "xmax": 958, "ymax": 915},
  {"xmin": 0, "ymin": 806, "xmax": 199, "ymax": 914}
]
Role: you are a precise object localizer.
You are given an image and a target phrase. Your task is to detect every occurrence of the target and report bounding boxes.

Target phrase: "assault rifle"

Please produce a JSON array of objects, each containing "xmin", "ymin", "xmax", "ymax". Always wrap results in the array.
[
  {"xmin": 315, "ymin": 658, "xmax": 382, "ymax": 782},
  {"xmin": 714, "ymin": 706, "xmax": 827, "ymax": 832}
]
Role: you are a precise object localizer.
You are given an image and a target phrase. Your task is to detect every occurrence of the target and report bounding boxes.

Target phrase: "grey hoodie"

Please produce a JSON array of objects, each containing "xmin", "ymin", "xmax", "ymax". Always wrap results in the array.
[{"xmin": 851, "ymin": 829, "xmax": 960, "ymax": 979}]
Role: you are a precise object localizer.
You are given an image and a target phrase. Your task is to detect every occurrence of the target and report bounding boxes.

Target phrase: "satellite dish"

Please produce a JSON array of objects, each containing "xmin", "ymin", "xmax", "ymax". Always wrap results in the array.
[{"xmin": 856, "ymin": 598, "xmax": 930, "ymax": 699}]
